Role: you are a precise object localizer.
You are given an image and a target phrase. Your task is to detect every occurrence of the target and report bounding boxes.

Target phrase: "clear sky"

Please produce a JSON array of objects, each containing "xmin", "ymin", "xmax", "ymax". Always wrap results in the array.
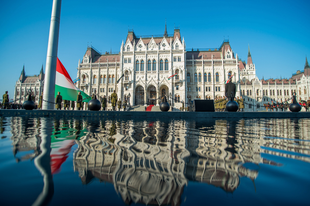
[{"xmin": 1, "ymin": 0, "xmax": 310, "ymax": 100}]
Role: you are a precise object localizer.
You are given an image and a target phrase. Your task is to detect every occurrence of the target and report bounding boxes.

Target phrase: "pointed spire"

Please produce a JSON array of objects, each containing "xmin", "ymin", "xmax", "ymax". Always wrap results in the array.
[
  {"xmin": 247, "ymin": 45, "xmax": 253, "ymax": 65},
  {"xmin": 19, "ymin": 65, "xmax": 26, "ymax": 82},
  {"xmin": 248, "ymin": 44, "xmax": 251, "ymax": 57},
  {"xmin": 40, "ymin": 65, "xmax": 44, "ymax": 74},
  {"xmin": 21, "ymin": 65, "xmax": 25, "ymax": 75},
  {"xmin": 305, "ymin": 57, "xmax": 309, "ymax": 69},
  {"xmin": 164, "ymin": 20, "xmax": 168, "ymax": 37}
]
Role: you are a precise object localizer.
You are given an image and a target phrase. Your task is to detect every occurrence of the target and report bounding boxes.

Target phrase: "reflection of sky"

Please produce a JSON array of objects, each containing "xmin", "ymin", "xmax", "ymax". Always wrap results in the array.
[{"xmin": 0, "ymin": 117, "xmax": 309, "ymax": 205}]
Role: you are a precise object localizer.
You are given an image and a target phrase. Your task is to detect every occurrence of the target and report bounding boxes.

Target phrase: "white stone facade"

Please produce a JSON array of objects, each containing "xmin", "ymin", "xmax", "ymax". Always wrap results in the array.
[
  {"xmin": 14, "ymin": 66, "xmax": 44, "ymax": 105},
  {"xmin": 76, "ymin": 28, "xmax": 310, "ymax": 110}
]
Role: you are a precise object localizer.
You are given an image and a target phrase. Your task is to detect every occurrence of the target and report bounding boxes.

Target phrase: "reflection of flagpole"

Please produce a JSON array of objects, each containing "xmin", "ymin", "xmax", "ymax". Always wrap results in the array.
[{"xmin": 33, "ymin": 118, "xmax": 54, "ymax": 206}]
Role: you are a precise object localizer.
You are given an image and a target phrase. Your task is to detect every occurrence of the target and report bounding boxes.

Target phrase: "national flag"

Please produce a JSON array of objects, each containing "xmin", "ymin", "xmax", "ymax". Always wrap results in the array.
[
  {"xmin": 55, "ymin": 58, "xmax": 91, "ymax": 102},
  {"xmin": 226, "ymin": 74, "xmax": 234, "ymax": 84},
  {"xmin": 73, "ymin": 78, "xmax": 80, "ymax": 83},
  {"xmin": 168, "ymin": 73, "xmax": 178, "ymax": 80},
  {"xmin": 117, "ymin": 73, "xmax": 125, "ymax": 83}
]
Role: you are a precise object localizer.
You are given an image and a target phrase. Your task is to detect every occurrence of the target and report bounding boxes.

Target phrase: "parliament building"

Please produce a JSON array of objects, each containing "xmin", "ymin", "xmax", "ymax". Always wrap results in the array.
[{"xmin": 76, "ymin": 27, "xmax": 310, "ymax": 111}]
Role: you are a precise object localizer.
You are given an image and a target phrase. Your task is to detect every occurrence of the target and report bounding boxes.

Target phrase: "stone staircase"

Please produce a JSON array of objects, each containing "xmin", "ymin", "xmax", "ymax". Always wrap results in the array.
[
  {"xmin": 151, "ymin": 106, "xmax": 161, "ymax": 111},
  {"xmin": 127, "ymin": 105, "xmax": 162, "ymax": 111},
  {"xmin": 127, "ymin": 105, "xmax": 146, "ymax": 111}
]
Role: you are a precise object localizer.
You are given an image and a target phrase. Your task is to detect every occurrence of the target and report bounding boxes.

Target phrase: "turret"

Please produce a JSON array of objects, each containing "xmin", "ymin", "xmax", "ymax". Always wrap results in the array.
[
  {"xmin": 19, "ymin": 65, "xmax": 26, "ymax": 82},
  {"xmin": 305, "ymin": 57, "xmax": 309, "ymax": 69},
  {"xmin": 39, "ymin": 65, "xmax": 44, "ymax": 81},
  {"xmin": 247, "ymin": 45, "xmax": 253, "ymax": 65},
  {"xmin": 164, "ymin": 21, "xmax": 168, "ymax": 37}
]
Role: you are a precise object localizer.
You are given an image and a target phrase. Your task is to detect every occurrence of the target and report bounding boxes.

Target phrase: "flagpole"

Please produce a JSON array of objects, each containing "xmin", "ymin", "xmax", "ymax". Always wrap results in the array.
[{"xmin": 42, "ymin": 0, "xmax": 62, "ymax": 110}]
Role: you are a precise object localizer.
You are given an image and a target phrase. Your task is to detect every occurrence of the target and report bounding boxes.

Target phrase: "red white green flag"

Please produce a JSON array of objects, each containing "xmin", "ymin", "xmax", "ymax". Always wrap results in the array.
[
  {"xmin": 55, "ymin": 58, "xmax": 91, "ymax": 102},
  {"xmin": 168, "ymin": 73, "xmax": 178, "ymax": 80}
]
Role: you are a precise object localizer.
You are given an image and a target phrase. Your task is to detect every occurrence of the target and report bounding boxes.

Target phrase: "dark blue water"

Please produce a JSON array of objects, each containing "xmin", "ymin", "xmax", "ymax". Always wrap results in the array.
[{"xmin": 0, "ymin": 116, "xmax": 309, "ymax": 206}]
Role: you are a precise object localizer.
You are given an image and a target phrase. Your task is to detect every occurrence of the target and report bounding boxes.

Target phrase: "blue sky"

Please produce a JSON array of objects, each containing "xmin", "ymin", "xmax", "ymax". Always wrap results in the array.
[{"xmin": 1, "ymin": 0, "xmax": 310, "ymax": 100}]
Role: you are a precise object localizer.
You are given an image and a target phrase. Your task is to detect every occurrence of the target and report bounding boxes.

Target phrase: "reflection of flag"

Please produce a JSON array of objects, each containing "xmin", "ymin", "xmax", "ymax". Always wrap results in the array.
[
  {"xmin": 50, "ymin": 124, "xmax": 88, "ymax": 174},
  {"xmin": 50, "ymin": 139, "xmax": 75, "ymax": 174},
  {"xmin": 117, "ymin": 73, "xmax": 124, "ymax": 83},
  {"xmin": 55, "ymin": 58, "xmax": 91, "ymax": 102},
  {"xmin": 168, "ymin": 73, "xmax": 177, "ymax": 80}
]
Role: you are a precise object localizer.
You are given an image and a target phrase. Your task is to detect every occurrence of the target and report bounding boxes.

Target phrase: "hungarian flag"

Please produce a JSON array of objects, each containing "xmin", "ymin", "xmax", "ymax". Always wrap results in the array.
[
  {"xmin": 55, "ymin": 58, "xmax": 91, "ymax": 102},
  {"xmin": 226, "ymin": 74, "xmax": 234, "ymax": 84},
  {"xmin": 168, "ymin": 73, "xmax": 178, "ymax": 80}
]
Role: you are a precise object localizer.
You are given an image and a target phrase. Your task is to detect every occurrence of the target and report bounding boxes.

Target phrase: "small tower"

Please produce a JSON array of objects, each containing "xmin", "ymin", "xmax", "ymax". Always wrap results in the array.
[
  {"xmin": 164, "ymin": 21, "xmax": 168, "ymax": 37},
  {"xmin": 39, "ymin": 65, "xmax": 44, "ymax": 81},
  {"xmin": 19, "ymin": 65, "xmax": 26, "ymax": 82},
  {"xmin": 305, "ymin": 57, "xmax": 309, "ymax": 69},
  {"xmin": 247, "ymin": 45, "xmax": 253, "ymax": 65}
]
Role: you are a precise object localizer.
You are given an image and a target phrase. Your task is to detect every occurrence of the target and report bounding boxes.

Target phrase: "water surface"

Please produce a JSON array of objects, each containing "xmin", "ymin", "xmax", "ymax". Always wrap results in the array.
[{"xmin": 0, "ymin": 116, "xmax": 309, "ymax": 206}]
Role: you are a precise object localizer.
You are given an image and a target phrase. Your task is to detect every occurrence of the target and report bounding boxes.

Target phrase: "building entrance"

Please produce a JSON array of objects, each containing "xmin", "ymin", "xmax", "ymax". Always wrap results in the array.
[
  {"xmin": 147, "ymin": 85, "xmax": 156, "ymax": 105},
  {"xmin": 135, "ymin": 86, "xmax": 144, "ymax": 105}
]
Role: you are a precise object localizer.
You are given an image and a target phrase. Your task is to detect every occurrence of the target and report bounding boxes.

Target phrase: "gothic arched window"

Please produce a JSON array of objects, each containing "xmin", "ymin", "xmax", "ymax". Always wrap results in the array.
[
  {"xmin": 127, "ymin": 45, "xmax": 130, "ymax": 52},
  {"xmin": 194, "ymin": 73, "xmax": 197, "ymax": 82},
  {"xmin": 125, "ymin": 71, "xmax": 129, "ymax": 81},
  {"xmin": 204, "ymin": 73, "xmax": 207, "ymax": 82},
  {"xmin": 160, "ymin": 59, "xmax": 163, "ymax": 71},
  {"xmin": 152, "ymin": 60, "xmax": 156, "ymax": 71},
  {"xmin": 228, "ymin": 71, "xmax": 232, "ymax": 80},
  {"xmin": 100, "ymin": 75, "xmax": 103, "ymax": 84},
  {"xmin": 112, "ymin": 75, "xmax": 115, "ymax": 83},
  {"xmin": 136, "ymin": 60, "xmax": 139, "ymax": 72},
  {"xmin": 141, "ymin": 60, "xmax": 144, "ymax": 71},
  {"xmin": 208, "ymin": 72, "xmax": 211, "ymax": 82},
  {"xmin": 93, "ymin": 75, "xmax": 97, "ymax": 84},
  {"xmin": 216, "ymin": 72, "xmax": 219, "ymax": 82},
  {"xmin": 148, "ymin": 60, "xmax": 151, "ymax": 71},
  {"xmin": 187, "ymin": 73, "xmax": 191, "ymax": 82},
  {"xmin": 109, "ymin": 75, "xmax": 111, "ymax": 83},
  {"xmin": 199, "ymin": 73, "xmax": 201, "ymax": 82},
  {"xmin": 165, "ymin": 59, "xmax": 168, "ymax": 70},
  {"xmin": 175, "ymin": 69, "xmax": 179, "ymax": 80}
]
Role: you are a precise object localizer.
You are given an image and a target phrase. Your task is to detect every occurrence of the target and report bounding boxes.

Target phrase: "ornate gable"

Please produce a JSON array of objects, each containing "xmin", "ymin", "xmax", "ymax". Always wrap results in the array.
[
  {"xmin": 173, "ymin": 37, "xmax": 183, "ymax": 50},
  {"xmin": 148, "ymin": 37, "xmax": 158, "ymax": 51},
  {"xmin": 124, "ymin": 39, "xmax": 133, "ymax": 52},
  {"xmin": 136, "ymin": 38, "xmax": 146, "ymax": 51},
  {"xmin": 159, "ymin": 37, "xmax": 170, "ymax": 51}
]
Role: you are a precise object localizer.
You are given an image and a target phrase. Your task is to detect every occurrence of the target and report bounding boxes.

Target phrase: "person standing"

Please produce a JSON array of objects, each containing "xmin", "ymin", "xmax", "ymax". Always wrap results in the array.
[
  {"xmin": 123, "ymin": 99, "xmax": 127, "ymax": 111},
  {"xmin": 111, "ymin": 90, "xmax": 117, "ymax": 111},
  {"xmin": 38, "ymin": 94, "xmax": 43, "ymax": 109},
  {"xmin": 225, "ymin": 79, "xmax": 236, "ymax": 100},
  {"xmin": 117, "ymin": 98, "xmax": 122, "ymax": 111},
  {"xmin": 77, "ymin": 92, "xmax": 83, "ymax": 110},
  {"xmin": 2, "ymin": 91, "xmax": 9, "ymax": 109},
  {"xmin": 64, "ymin": 100, "xmax": 69, "ymax": 110},
  {"xmin": 55, "ymin": 92, "xmax": 62, "ymax": 110},
  {"xmin": 71, "ymin": 100, "xmax": 75, "ymax": 110},
  {"xmin": 102, "ymin": 95, "xmax": 107, "ymax": 111}
]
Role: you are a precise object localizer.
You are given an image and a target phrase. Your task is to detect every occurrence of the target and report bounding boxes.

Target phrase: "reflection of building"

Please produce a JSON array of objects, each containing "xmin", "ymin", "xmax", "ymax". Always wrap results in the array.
[
  {"xmin": 14, "ymin": 66, "xmax": 44, "ymax": 105},
  {"xmin": 10, "ymin": 117, "xmax": 41, "ymax": 162},
  {"xmin": 72, "ymin": 118, "xmax": 310, "ymax": 204},
  {"xmin": 74, "ymin": 120, "xmax": 189, "ymax": 205}
]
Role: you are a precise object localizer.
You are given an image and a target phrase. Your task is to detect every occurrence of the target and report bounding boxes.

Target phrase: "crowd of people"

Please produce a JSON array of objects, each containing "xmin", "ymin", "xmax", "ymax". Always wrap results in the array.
[{"xmin": 1, "ymin": 86, "xmax": 309, "ymax": 111}]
